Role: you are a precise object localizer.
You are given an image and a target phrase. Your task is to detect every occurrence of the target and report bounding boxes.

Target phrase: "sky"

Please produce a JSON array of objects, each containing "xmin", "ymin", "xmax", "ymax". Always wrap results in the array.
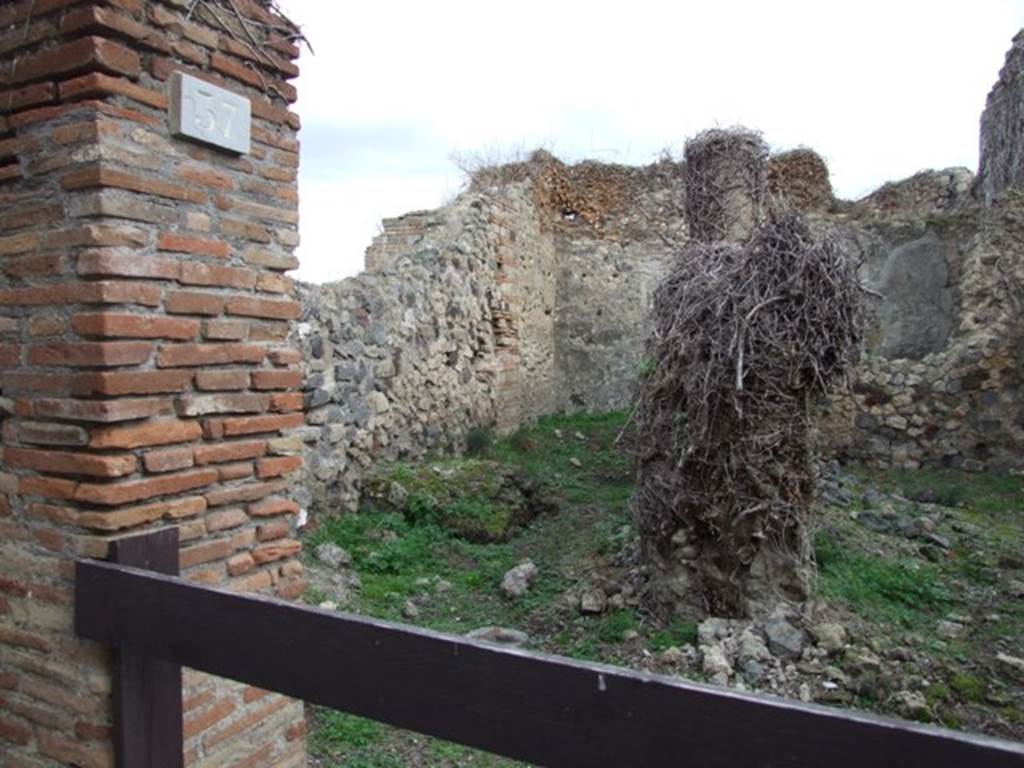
[{"xmin": 274, "ymin": 0, "xmax": 1024, "ymax": 285}]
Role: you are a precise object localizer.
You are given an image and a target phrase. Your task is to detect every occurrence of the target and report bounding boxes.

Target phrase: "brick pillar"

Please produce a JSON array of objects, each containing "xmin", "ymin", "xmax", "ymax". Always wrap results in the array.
[{"xmin": 1, "ymin": 1, "xmax": 307, "ymax": 765}]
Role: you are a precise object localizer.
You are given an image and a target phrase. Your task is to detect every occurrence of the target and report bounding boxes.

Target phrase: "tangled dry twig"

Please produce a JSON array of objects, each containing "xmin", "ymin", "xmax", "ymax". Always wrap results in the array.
[{"xmin": 633, "ymin": 209, "xmax": 863, "ymax": 616}]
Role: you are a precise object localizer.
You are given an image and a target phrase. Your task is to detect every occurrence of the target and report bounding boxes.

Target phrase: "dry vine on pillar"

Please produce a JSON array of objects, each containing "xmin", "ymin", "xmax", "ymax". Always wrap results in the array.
[{"xmin": 632, "ymin": 129, "xmax": 863, "ymax": 618}]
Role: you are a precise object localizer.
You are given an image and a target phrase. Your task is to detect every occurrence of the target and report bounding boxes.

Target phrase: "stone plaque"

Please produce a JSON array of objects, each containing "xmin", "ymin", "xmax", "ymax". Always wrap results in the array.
[{"xmin": 170, "ymin": 71, "xmax": 251, "ymax": 154}]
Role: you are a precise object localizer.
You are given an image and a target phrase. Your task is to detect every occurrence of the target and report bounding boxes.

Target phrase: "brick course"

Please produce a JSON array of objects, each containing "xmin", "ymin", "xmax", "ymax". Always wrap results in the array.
[{"xmin": 0, "ymin": 1, "xmax": 306, "ymax": 765}]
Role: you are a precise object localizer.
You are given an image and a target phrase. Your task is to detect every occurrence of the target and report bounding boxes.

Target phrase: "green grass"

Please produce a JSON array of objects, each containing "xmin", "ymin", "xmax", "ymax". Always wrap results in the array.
[
  {"xmin": 814, "ymin": 530, "xmax": 952, "ymax": 627},
  {"xmin": 649, "ymin": 618, "xmax": 699, "ymax": 651},
  {"xmin": 859, "ymin": 466, "xmax": 1024, "ymax": 515}
]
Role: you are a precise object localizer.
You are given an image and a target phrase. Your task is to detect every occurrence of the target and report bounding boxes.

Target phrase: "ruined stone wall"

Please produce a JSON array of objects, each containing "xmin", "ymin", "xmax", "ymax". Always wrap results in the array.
[
  {"xmin": 0, "ymin": 2, "xmax": 307, "ymax": 765},
  {"xmin": 978, "ymin": 29, "xmax": 1024, "ymax": 206},
  {"xmin": 823, "ymin": 192, "xmax": 1024, "ymax": 470},
  {"xmin": 296, "ymin": 184, "xmax": 558, "ymax": 513},
  {"xmin": 297, "ymin": 161, "xmax": 691, "ymax": 515},
  {"xmin": 363, "ymin": 209, "xmax": 440, "ymax": 273}
]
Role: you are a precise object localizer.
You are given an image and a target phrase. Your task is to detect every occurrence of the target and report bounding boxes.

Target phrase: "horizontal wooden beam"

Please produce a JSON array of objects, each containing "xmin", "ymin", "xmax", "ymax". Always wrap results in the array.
[{"xmin": 75, "ymin": 559, "xmax": 1024, "ymax": 768}]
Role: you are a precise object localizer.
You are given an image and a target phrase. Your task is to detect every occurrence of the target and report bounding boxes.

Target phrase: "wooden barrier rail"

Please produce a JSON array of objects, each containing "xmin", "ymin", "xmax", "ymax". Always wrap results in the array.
[{"xmin": 74, "ymin": 529, "xmax": 1024, "ymax": 768}]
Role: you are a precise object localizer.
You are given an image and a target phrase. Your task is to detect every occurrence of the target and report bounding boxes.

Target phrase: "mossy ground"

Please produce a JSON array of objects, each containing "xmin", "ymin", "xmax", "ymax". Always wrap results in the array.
[{"xmin": 305, "ymin": 413, "xmax": 1024, "ymax": 766}]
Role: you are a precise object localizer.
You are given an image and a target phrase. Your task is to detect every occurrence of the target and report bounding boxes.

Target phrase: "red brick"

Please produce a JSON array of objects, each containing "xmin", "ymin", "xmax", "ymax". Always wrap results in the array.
[
  {"xmin": 177, "ymin": 165, "xmax": 234, "ymax": 190},
  {"xmin": 45, "ymin": 224, "xmax": 148, "ymax": 249},
  {"xmin": 60, "ymin": 4, "xmax": 163, "ymax": 49},
  {"xmin": 72, "ymin": 370, "xmax": 193, "ymax": 396},
  {"xmin": 224, "ymin": 295, "xmax": 301, "ymax": 320},
  {"xmin": 193, "ymin": 439, "xmax": 266, "ymax": 465},
  {"xmin": 12, "ymin": 36, "xmax": 140, "ymax": 83},
  {"xmin": 156, "ymin": 343, "xmax": 266, "ymax": 367},
  {"xmin": 276, "ymin": 577, "xmax": 306, "ymax": 600},
  {"xmin": 213, "ymin": 412, "xmax": 303, "ymax": 437},
  {"xmin": 1, "ymin": 371, "xmax": 71, "ymax": 395},
  {"xmin": 218, "ymin": 462, "xmax": 253, "ymax": 481},
  {"xmin": 60, "ymin": 71, "xmax": 167, "ymax": 109},
  {"xmin": 62, "ymin": 165, "xmax": 205, "ymax": 204},
  {"xmin": 143, "ymin": 446, "xmax": 194, "ymax": 473},
  {"xmin": 19, "ymin": 475, "xmax": 77, "ymax": 501},
  {"xmin": 3, "ymin": 253, "xmax": 67, "ymax": 279},
  {"xmin": 252, "ymin": 538, "xmax": 300, "ymax": 564},
  {"xmin": 77, "ymin": 496, "xmax": 205, "ymax": 531},
  {"xmin": 75, "ymin": 468, "xmax": 218, "ymax": 506},
  {"xmin": 269, "ymin": 392, "xmax": 303, "ymax": 412},
  {"xmin": 72, "ymin": 313, "xmax": 199, "ymax": 340},
  {"xmin": 248, "ymin": 497, "xmax": 299, "ymax": 518},
  {"xmin": 256, "ymin": 455, "xmax": 302, "ymax": 478},
  {"xmin": 38, "ymin": 730, "xmax": 115, "ymax": 768},
  {"xmin": 203, "ymin": 319, "xmax": 249, "ymax": 341},
  {"xmin": 184, "ymin": 697, "xmax": 236, "ymax": 740},
  {"xmin": 16, "ymin": 421, "xmax": 88, "ymax": 446},
  {"xmin": 28, "ymin": 341, "xmax": 152, "ymax": 367},
  {"xmin": 256, "ymin": 521, "xmax": 289, "ymax": 542},
  {"xmin": 165, "ymin": 291, "xmax": 224, "ymax": 316},
  {"xmin": 180, "ymin": 537, "xmax": 234, "ymax": 569},
  {"xmin": 0, "ymin": 231, "xmax": 40, "ymax": 255},
  {"xmin": 74, "ymin": 721, "xmax": 113, "ymax": 741},
  {"xmin": 0, "ymin": 343, "xmax": 20, "ymax": 366},
  {"xmin": 77, "ymin": 250, "xmax": 180, "ymax": 280},
  {"xmin": 0, "ymin": 716, "xmax": 31, "ymax": 746},
  {"xmin": 2, "ymin": 81, "xmax": 56, "ymax": 111},
  {"xmin": 268, "ymin": 348, "xmax": 302, "ymax": 365},
  {"xmin": 205, "ymin": 479, "xmax": 288, "ymax": 507},
  {"xmin": 180, "ymin": 262, "xmax": 257, "ymax": 289},
  {"xmin": 194, "ymin": 369, "xmax": 249, "ymax": 391},
  {"xmin": 206, "ymin": 508, "xmax": 248, "ymax": 532},
  {"xmin": 250, "ymin": 369, "xmax": 302, "ymax": 390},
  {"xmin": 32, "ymin": 397, "xmax": 164, "ymax": 422},
  {"xmin": 227, "ymin": 552, "xmax": 255, "ymax": 576},
  {"xmin": 157, "ymin": 233, "xmax": 230, "ymax": 258},
  {"xmin": 90, "ymin": 419, "xmax": 201, "ymax": 449},
  {"xmin": 5, "ymin": 448, "xmax": 136, "ymax": 478},
  {"xmin": 175, "ymin": 393, "xmax": 269, "ymax": 416},
  {"xmin": 257, "ymin": 272, "xmax": 293, "ymax": 294},
  {"xmin": 0, "ymin": 281, "xmax": 162, "ymax": 307}
]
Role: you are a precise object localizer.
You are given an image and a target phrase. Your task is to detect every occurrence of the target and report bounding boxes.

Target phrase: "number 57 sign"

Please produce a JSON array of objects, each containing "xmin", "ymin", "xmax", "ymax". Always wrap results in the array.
[{"xmin": 170, "ymin": 72, "xmax": 251, "ymax": 154}]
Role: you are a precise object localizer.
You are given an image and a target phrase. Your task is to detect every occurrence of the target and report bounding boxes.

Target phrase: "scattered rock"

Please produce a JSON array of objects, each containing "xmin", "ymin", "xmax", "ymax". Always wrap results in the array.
[
  {"xmin": 810, "ymin": 622, "xmax": 847, "ymax": 654},
  {"xmin": 893, "ymin": 690, "xmax": 929, "ymax": 720},
  {"xmin": 315, "ymin": 542, "xmax": 352, "ymax": 570},
  {"xmin": 580, "ymin": 586, "xmax": 608, "ymax": 614},
  {"xmin": 659, "ymin": 646, "xmax": 687, "ymax": 666},
  {"xmin": 701, "ymin": 644, "xmax": 733, "ymax": 686},
  {"xmin": 996, "ymin": 652, "xmax": 1024, "ymax": 674},
  {"xmin": 765, "ymin": 618, "xmax": 805, "ymax": 659},
  {"xmin": 402, "ymin": 600, "xmax": 420, "ymax": 619},
  {"xmin": 569, "ymin": 457, "xmax": 583, "ymax": 468},
  {"xmin": 697, "ymin": 618, "xmax": 731, "ymax": 646},
  {"xmin": 317, "ymin": 600, "xmax": 338, "ymax": 610},
  {"xmin": 1006, "ymin": 579, "xmax": 1024, "ymax": 599},
  {"xmin": 466, "ymin": 626, "xmax": 530, "ymax": 648},
  {"xmin": 435, "ymin": 579, "xmax": 453, "ymax": 594},
  {"xmin": 936, "ymin": 620, "xmax": 966, "ymax": 640},
  {"xmin": 501, "ymin": 560, "xmax": 538, "ymax": 598}
]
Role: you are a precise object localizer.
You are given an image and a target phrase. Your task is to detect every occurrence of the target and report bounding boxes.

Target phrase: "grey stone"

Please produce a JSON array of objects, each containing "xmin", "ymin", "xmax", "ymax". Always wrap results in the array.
[
  {"xmin": 764, "ymin": 618, "xmax": 805, "ymax": 659},
  {"xmin": 579, "ymin": 587, "xmax": 608, "ymax": 614},
  {"xmin": 810, "ymin": 622, "xmax": 847, "ymax": 653},
  {"xmin": 314, "ymin": 542, "xmax": 352, "ymax": 570},
  {"xmin": 501, "ymin": 560, "xmax": 538, "ymax": 598},
  {"xmin": 465, "ymin": 626, "xmax": 530, "ymax": 648}
]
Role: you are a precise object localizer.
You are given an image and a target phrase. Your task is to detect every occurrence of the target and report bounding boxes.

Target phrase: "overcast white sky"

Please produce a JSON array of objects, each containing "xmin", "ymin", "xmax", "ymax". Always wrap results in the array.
[{"xmin": 275, "ymin": 0, "xmax": 1024, "ymax": 285}]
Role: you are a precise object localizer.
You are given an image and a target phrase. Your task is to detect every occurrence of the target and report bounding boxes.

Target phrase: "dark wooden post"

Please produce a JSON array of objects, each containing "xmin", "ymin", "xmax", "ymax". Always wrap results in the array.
[{"xmin": 100, "ymin": 528, "xmax": 184, "ymax": 768}]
